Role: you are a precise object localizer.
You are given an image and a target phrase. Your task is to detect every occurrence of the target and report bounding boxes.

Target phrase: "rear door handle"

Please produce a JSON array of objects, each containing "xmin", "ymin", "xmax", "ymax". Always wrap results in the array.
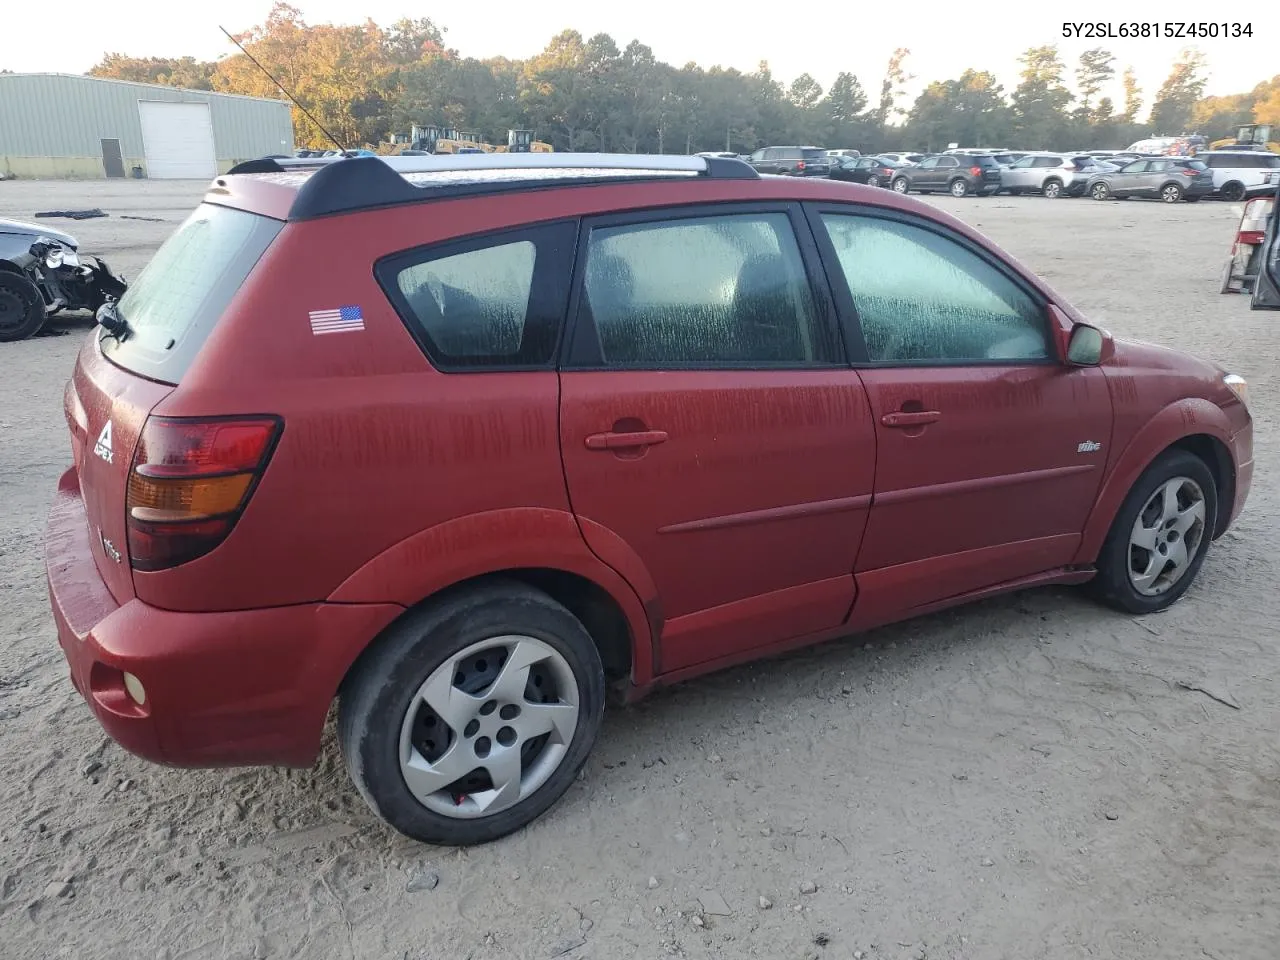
[
  {"xmin": 881, "ymin": 411, "xmax": 942, "ymax": 428},
  {"xmin": 585, "ymin": 430, "xmax": 669, "ymax": 450}
]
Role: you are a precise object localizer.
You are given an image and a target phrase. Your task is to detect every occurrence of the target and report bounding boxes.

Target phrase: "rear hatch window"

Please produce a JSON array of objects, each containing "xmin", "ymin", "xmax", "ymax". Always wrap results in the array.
[
  {"xmin": 974, "ymin": 156, "xmax": 1000, "ymax": 168},
  {"xmin": 101, "ymin": 203, "xmax": 282, "ymax": 385},
  {"xmin": 802, "ymin": 149, "xmax": 830, "ymax": 162}
]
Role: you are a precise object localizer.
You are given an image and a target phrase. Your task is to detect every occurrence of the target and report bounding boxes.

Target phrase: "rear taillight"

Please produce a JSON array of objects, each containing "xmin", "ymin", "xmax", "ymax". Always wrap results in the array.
[
  {"xmin": 1239, "ymin": 230, "xmax": 1266, "ymax": 245},
  {"xmin": 970, "ymin": 166, "xmax": 982, "ymax": 176},
  {"xmin": 797, "ymin": 160, "xmax": 806, "ymax": 171},
  {"xmin": 126, "ymin": 416, "xmax": 282, "ymax": 571},
  {"xmin": 1181, "ymin": 168, "xmax": 1198, "ymax": 176}
]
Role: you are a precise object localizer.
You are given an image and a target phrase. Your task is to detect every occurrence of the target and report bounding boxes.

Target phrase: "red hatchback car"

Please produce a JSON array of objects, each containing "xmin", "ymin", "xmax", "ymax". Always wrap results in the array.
[{"xmin": 47, "ymin": 153, "xmax": 1253, "ymax": 845}]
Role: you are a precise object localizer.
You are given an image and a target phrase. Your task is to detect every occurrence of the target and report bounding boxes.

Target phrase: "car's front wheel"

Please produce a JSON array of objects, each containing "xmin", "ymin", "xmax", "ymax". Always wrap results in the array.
[
  {"xmin": 0, "ymin": 272, "xmax": 47, "ymax": 343},
  {"xmin": 1090, "ymin": 449, "xmax": 1218, "ymax": 614},
  {"xmin": 339, "ymin": 581, "xmax": 606, "ymax": 845},
  {"xmin": 892, "ymin": 177, "xmax": 909, "ymax": 194}
]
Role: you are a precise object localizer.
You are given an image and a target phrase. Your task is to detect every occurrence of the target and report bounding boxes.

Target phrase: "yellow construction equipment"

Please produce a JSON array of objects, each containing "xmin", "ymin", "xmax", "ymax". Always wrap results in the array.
[{"xmin": 1210, "ymin": 124, "xmax": 1280, "ymax": 154}]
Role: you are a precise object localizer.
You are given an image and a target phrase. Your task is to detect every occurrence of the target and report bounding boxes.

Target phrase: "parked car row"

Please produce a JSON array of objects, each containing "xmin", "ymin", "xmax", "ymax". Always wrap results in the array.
[{"xmin": 717, "ymin": 145, "xmax": 1279, "ymax": 204}]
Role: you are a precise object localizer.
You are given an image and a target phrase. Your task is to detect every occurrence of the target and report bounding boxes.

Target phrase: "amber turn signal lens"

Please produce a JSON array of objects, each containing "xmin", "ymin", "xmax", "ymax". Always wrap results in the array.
[{"xmin": 127, "ymin": 472, "xmax": 254, "ymax": 522}]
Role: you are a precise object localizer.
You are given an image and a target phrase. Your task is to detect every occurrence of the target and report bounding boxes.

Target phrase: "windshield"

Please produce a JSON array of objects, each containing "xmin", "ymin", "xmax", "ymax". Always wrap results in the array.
[{"xmin": 102, "ymin": 203, "xmax": 282, "ymax": 384}]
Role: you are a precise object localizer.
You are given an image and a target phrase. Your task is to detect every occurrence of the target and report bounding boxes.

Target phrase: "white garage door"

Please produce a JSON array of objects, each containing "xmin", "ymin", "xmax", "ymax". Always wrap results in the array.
[{"xmin": 137, "ymin": 101, "xmax": 217, "ymax": 179}]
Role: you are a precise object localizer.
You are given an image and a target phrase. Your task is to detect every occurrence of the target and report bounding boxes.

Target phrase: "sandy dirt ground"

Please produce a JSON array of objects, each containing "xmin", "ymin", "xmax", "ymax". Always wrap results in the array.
[{"xmin": 0, "ymin": 179, "xmax": 1276, "ymax": 960}]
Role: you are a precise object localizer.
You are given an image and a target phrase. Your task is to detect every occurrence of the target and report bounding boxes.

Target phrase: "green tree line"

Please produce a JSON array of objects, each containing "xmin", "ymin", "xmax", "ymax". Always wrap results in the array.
[{"xmin": 88, "ymin": 3, "xmax": 1280, "ymax": 153}]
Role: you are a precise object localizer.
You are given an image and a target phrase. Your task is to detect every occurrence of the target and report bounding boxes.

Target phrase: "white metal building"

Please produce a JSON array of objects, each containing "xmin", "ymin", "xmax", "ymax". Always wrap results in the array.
[{"xmin": 0, "ymin": 74, "xmax": 294, "ymax": 180}]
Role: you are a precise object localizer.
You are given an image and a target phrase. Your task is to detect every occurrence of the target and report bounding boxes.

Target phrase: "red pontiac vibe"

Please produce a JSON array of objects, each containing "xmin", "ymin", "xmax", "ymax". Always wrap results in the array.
[{"xmin": 46, "ymin": 153, "xmax": 1253, "ymax": 845}]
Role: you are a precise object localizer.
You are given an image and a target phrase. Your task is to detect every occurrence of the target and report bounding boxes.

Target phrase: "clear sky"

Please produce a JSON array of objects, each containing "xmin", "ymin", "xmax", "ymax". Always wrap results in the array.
[{"xmin": 3, "ymin": 1, "xmax": 1277, "ymax": 112}]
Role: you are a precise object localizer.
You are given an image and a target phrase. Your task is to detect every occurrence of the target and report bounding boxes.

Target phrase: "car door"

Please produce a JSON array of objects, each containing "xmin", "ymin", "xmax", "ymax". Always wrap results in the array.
[
  {"xmin": 1110, "ymin": 160, "xmax": 1149, "ymax": 196},
  {"xmin": 1140, "ymin": 159, "xmax": 1171, "ymax": 196},
  {"xmin": 1252, "ymin": 195, "xmax": 1280, "ymax": 309},
  {"xmin": 806, "ymin": 205, "xmax": 1113, "ymax": 626},
  {"xmin": 852, "ymin": 157, "xmax": 874, "ymax": 183},
  {"xmin": 558, "ymin": 204, "xmax": 877, "ymax": 673},
  {"xmin": 913, "ymin": 156, "xmax": 939, "ymax": 188},
  {"xmin": 934, "ymin": 156, "xmax": 960, "ymax": 188},
  {"xmin": 1004, "ymin": 155, "xmax": 1037, "ymax": 189}
]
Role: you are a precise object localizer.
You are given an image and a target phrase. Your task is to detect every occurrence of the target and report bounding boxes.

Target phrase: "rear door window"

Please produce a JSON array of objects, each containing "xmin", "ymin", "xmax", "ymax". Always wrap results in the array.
[
  {"xmin": 568, "ymin": 210, "xmax": 839, "ymax": 368},
  {"xmin": 101, "ymin": 203, "xmax": 282, "ymax": 384},
  {"xmin": 378, "ymin": 221, "xmax": 578, "ymax": 370}
]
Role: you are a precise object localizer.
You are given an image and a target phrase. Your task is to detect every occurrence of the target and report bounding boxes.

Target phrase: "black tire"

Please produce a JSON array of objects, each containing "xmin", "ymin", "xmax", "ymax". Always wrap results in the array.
[
  {"xmin": 1160, "ymin": 182, "xmax": 1184, "ymax": 203},
  {"xmin": 1042, "ymin": 178, "xmax": 1063, "ymax": 199},
  {"xmin": 892, "ymin": 177, "xmax": 909, "ymax": 194},
  {"xmin": 1184, "ymin": 196, "xmax": 1202, "ymax": 203},
  {"xmin": 866, "ymin": 174, "xmax": 881, "ymax": 188},
  {"xmin": 949, "ymin": 178, "xmax": 969, "ymax": 198},
  {"xmin": 1220, "ymin": 181, "xmax": 1246, "ymax": 202},
  {"xmin": 1090, "ymin": 182, "xmax": 1111, "ymax": 201},
  {"xmin": 339, "ymin": 580, "xmax": 606, "ymax": 845},
  {"xmin": 0, "ymin": 272, "xmax": 46, "ymax": 343},
  {"xmin": 1090, "ymin": 449, "xmax": 1218, "ymax": 615}
]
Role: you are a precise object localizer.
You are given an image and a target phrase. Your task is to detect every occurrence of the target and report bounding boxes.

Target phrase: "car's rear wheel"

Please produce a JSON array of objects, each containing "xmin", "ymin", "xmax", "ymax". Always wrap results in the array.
[
  {"xmin": 950, "ymin": 179, "xmax": 969, "ymax": 198},
  {"xmin": 339, "ymin": 581, "xmax": 605, "ymax": 845},
  {"xmin": 1161, "ymin": 183, "xmax": 1184, "ymax": 203},
  {"xmin": 866, "ymin": 174, "xmax": 881, "ymax": 188},
  {"xmin": 1090, "ymin": 450, "xmax": 1217, "ymax": 614},
  {"xmin": 892, "ymin": 177, "xmax": 909, "ymax": 194},
  {"xmin": 1042, "ymin": 179, "xmax": 1063, "ymax": 199},
  {"xmin": 0, "ymin": 272, "xmax": 46, "ymax": 343},
  {"xmin": 1090, "ymin": 182, "xmax": 1111, "ymax": 201},
  {"xmin": 1220, "ymin": 181, "xmax": 1246, "ymax": 202}
]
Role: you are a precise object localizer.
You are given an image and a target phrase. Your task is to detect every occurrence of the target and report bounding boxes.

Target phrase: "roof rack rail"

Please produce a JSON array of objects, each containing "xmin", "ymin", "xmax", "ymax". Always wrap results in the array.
[{"xmin": 225, "ymin": 152, "xmax": 759, "ymax": 220}]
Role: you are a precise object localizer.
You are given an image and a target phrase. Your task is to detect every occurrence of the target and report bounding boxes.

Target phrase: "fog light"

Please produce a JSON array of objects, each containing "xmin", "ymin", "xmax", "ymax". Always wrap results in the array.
[{"xmin": 123, "ymin": 672, "xmax": 146, "ymax": 706}]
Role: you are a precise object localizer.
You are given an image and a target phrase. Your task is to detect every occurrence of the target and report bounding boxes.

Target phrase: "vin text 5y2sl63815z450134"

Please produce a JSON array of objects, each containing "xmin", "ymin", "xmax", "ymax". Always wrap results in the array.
[{"xmin": 1063, "ymin": 22, "xmax": 1253, "ymax": 38}]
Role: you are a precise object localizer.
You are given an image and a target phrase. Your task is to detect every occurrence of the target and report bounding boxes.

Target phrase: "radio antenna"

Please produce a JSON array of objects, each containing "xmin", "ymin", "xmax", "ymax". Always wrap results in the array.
[{"xmin": 218, "ymin": 25, "xmax": 350, "ymax": 154}]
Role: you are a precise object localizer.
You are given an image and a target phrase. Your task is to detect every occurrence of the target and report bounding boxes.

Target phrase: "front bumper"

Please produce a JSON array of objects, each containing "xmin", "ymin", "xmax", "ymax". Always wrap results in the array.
[{"xmin": 46, "ymin": 468, "xmax": 401, "ymax": 768}]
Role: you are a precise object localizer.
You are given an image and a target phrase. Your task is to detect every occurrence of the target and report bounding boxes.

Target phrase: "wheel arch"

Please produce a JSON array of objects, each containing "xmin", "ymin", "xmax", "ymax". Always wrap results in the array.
[
  {"xmin": 327, "ymin": 507, "xmax": 657, "ymax": 698},
  {"xmin": 1075, "ymin": 400, "xmax": 1238, "ymax": 564}
]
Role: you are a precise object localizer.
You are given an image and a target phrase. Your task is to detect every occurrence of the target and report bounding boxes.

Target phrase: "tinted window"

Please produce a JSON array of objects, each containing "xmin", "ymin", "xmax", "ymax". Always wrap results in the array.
[
  {"xmin": 938, "ymin": 157, "xmax": 959, "ymax": 168},
  {"xmin": 975, "ymin": 156, "xmax": 999, "ymax": 167},
  {"xmin": 1121, "ymin": 161, "xmax": 1149, "ymax": 173},
  {"xmin": 1149, "ymin": 160, "xmax": 1171, "ymax": 171},
  {"xmin": 780, "ymin": 149, "xmax": 802, "ymax": 159},
  {"xmin": 918, "ymin": 158, "xmax": 939, "ymax": 169},
  {"xmin": 100, "ymin": 204, "xmax": 283, "ymax": 385},
  {"xmin": 577, "ymin": 213, "xmax": 835, "ymax": 367},
  {"xmin": 802, "ymin": 149, "xmax": 828, "ymax": 160},
  {"xmin": 384, "ymin": 222, "xmax": 575, "ymax": 369},
  {"xmin": 1010, "ymin": 156, "xmax": 1036, "ymax": 168},
  {"xmin": 820, "ymin": 214, "xmax": 1049, "ymax": 363}
]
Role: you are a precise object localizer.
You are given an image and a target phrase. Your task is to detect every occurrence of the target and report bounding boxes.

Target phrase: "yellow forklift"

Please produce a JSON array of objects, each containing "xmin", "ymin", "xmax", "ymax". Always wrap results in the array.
[{"xmin": 1210, "ymin": 123, "xmax": 1280, "ymax": 154}]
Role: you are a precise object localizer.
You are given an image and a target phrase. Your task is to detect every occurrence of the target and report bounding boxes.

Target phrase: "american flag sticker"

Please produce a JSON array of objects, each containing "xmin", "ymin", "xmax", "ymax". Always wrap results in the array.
[{"xmin": 308, "ymin": 305, "xmax": 365, "ymax": 336}]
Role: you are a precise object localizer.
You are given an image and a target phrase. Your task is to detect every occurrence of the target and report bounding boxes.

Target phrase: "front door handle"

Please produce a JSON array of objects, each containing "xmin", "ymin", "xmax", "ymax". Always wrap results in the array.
[
  {"xmin": 881, "ymin": 410, "xmax": 942, "ymax": 428},
  {"xmin": 585, "ymin": 429, "xmax": 669, "ymax": 450}
]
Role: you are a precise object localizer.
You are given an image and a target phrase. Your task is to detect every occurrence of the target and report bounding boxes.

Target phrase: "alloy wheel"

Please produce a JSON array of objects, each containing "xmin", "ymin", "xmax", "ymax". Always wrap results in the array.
[{"xmin": 1127, "ymin": 476, "xmax": 1206, "ymax": 596}]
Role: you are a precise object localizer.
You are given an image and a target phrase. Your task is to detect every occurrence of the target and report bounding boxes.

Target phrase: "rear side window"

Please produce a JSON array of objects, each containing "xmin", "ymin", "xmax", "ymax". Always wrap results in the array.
[
  {"xmin": 379, "ymin": 222, "xmax": 577, "ymax": 370},
  {"xmin": 101, "ymin": 204, "xmax": 282, "ymax": 384},
  {"xmin": 802, "ymin": 149, "xmax": 828, "ymax": 160},
  {"xmin": 571, "ymin": 212, "xmax": 838, "ymax": 368},
  {"xmin": 819, "ymin": 213, "xmax": 1048, "ymax": 364}
]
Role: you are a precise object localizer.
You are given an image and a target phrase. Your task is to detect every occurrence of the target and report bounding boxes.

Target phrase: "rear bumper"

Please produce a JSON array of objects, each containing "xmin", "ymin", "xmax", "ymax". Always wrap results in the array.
[{"xmin": 46, "ymin": 468, "xmax": 402, "ymax": 768}]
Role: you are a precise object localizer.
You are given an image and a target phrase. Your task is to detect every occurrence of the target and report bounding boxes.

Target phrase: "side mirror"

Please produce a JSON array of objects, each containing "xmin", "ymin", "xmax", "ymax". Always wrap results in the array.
[{"xmin": 1067, "ymin": 323, "xmax": 1106, "ymax": 365}]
